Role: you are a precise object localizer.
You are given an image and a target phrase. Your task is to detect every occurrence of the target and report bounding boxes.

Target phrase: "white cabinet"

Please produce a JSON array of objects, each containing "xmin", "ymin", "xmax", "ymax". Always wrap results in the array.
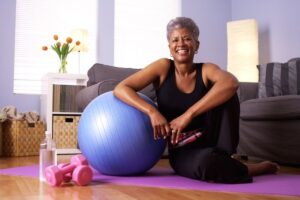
[{"xmin": 40, "ymin": 73, "xmax": 88, "ymax": 154}]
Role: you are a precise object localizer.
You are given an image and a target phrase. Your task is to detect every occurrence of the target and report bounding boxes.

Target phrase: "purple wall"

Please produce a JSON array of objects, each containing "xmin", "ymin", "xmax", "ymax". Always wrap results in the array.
[
  {"xmin": 1, "ymin": 0, "xmax": 300, "ymax": 112},
  {"xmin": 182, "ymin": 0, "xmax": 231, "ymax": 69},
  {"xmin": 231, "ymin": 0, "xmax": 300, "ymax": 64},
  {"xmin": 97, "ymin": 0, "xmax": 114, "ymax": 65},
  {"xmin": 0, "ymin": 0, "xmax": 40, "ymax": 112}
]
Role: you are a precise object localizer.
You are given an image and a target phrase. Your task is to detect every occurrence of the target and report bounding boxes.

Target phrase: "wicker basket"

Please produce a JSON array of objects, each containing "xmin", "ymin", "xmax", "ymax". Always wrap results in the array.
[
  {"xmin": 2, "ymin": 120, "xmax": 45, "ymax": 157},
  {"xmin": 0, "ymin": 123, "xmax": 2, "ymax": 156},
  {"xmin": 53, "ymin": 115, "xmax": 80, "ymax": 149}
]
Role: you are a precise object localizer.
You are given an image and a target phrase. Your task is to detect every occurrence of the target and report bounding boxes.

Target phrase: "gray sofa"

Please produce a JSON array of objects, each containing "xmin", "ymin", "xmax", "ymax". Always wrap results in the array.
[
  {"xmin": 77, "ymin": 62, "xmax": 300, "ymax": 166},
  {"xmin": 238, "ymin": 82, "xmax": 300, "ymax": 166},
  {"xmin": 76, "ymin": 63, "xmax": 156, "ymax": 111}
]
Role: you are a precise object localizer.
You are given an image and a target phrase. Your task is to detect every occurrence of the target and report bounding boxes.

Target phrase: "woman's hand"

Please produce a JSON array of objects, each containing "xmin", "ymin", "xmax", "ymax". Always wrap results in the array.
[
  {"xmin": 149, "ymin": 110, "xmax": 171, "ymax": 140},
  {"xmin": 169, "ymin": 112, "xmax": 193, "ymax": 144}
]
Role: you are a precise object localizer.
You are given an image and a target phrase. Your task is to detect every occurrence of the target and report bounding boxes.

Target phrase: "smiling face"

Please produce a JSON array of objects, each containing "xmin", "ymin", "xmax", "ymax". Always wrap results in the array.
[{"xmin": 168, "ymin": 28, "xmax": 199, "ymax": 64}]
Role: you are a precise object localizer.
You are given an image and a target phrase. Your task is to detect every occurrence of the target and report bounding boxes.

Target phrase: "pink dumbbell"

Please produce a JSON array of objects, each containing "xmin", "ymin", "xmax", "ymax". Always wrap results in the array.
[
  {"xmin": 57, "ymin": 163, "xmax": 72, "ymax": 183},
  {"xmin": 45, "ymin": 154, "xmax": 93, "ymax": 186}
]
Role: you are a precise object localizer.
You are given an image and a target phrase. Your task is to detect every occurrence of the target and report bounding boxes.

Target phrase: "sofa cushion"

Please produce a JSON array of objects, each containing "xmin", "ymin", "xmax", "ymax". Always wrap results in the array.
[
  {"xmin": 257, "ymin": 58, "xmax": 300, "ymax": 98},
  {"xmin": 240, "ymin": 95, "xmax": 300, "ymax": 120},
  {"xmin": 87, "ymin": 63, "xmax": 139, "ymax": 86}
]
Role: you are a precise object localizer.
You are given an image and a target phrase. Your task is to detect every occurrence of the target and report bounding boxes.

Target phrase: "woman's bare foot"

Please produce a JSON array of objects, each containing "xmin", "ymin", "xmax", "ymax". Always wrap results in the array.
[{"xmin": 246, "ymin": 161, "xmax": 280, "ymax": 176}]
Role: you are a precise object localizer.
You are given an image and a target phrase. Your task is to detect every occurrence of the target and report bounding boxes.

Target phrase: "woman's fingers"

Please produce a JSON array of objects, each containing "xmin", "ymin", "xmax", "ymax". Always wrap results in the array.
[
  {"xmin": 165, "ymin": 126, "xmax": 172, "ymax": 137},
  {"xmin": 160, "ymin": 126, "xmax": 167, "ymax": 139},
  {"xmin": 171, "ymin": 129, "xmax": 175, "ymax": 144},
  {"xmin": 153, "ymin": 124, "xmax": 170, "ymax": 140},
  {"xmin": 153, "ymin": 126, "xmax": 159, "ymax": 140},
  {"xmin": 175, "ymin": 130, "xmax": 181, "ymax": 144},
  {"xmin": 161, "ymin": 124, "xmax": 172, "ymax": 139},
  {"xmin": 171, "ymin": 129, "xmax": 180, "ymax": 144},
  {"xmin": 149, "ymin": 111, "xmax": 170, "ymax": 140}
]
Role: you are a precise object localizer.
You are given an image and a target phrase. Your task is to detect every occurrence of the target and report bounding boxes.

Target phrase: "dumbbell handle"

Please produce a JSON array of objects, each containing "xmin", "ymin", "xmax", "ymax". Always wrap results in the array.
[
  {"xmin": 59, "ymin": 154, "xmax": 88, "ymax": 174},
  {"xmin": 71, "ymin": 154, "xmax": 88, "ymax": 165},
  {"xmin": 58, "ymin": 163, "xmax": 72, "ymax": 182},
  {"xmin": 59, "ymin": 163, "xmax": 77, "ymax": 174}
]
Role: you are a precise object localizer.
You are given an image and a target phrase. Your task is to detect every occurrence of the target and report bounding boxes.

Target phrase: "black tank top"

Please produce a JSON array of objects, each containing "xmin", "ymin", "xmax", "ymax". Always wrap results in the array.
[{"xmin": 156, "ymin": 59, "xmax": 208, "ymax": 132}]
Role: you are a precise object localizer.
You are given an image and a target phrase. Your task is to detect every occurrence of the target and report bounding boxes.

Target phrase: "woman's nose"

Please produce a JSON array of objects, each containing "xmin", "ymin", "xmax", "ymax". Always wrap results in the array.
[{"xmin": 177, "ymin": 39, "xmax": 185, "ymax": 45}]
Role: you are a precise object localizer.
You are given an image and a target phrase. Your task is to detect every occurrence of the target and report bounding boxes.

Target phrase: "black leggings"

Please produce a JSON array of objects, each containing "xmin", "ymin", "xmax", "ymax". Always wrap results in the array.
[{"xmin": 168, "ymin": 94, "xmax": 252, "ymax": 183}]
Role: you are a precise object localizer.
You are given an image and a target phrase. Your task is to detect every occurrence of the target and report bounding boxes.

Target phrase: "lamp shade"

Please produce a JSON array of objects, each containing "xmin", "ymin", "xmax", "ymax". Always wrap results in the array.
[
  {"xmin": 71, "ymin": 29, "xmax": 88, "ymax": 52},
  {"xmin": 227, "ymin": 19, "xmax": 259, "ymax": 82}
]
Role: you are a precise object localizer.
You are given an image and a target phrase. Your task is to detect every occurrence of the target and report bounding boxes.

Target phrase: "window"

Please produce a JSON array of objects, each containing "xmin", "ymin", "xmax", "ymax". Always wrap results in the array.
[
  {"xmin": 14, "ymin": 0, "xmax": 97, "ymax": 94},
  {"xmin": 114, "ymin": 0, "xmax": 181, "ymax": 69}
]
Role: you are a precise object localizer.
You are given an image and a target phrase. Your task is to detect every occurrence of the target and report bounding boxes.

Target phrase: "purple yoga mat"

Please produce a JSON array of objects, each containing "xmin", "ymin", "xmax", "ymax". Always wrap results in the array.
[{"xmin": 0, "ymin": 165, "xmax": 299, "ymax": 196}]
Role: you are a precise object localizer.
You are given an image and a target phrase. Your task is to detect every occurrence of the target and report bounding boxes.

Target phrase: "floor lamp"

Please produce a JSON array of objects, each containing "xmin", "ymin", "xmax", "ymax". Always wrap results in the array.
[
  {"xmin": 71, "ymin": 29, "xmax": 88, "ymax": 74},
  {"xmin": 227, "ymin": 19, "xmax": 259, "ymax": 82}
]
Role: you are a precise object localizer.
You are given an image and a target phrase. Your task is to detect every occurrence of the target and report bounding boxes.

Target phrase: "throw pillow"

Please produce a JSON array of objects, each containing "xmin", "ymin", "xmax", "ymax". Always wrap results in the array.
[{"xmin": 258, "ymin": 59, "xmax": 300, "ymax": 98}]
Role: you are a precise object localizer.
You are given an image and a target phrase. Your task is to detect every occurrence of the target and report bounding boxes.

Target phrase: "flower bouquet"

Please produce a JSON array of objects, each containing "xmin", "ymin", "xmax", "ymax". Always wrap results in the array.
[{"xmin": 42, "ymin": 35, "xmax": 81, "ymax": 73}]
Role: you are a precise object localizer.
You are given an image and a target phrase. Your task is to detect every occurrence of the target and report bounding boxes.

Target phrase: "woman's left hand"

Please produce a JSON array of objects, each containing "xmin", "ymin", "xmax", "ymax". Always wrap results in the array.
[{"xmin": 169, "ymin": 112, "xmax": 192, "ymax": 144}]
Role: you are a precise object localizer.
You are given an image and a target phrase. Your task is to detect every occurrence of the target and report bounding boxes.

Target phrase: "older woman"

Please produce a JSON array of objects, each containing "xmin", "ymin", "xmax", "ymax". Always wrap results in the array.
[{"xmin": 114, "ymin": 17, "xmax": 278, "ymax": 183}]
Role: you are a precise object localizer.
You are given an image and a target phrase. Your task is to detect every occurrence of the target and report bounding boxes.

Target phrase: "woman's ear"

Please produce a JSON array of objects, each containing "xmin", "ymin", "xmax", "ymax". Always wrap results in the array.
[
  {"xmin": 194, "ymin": 41, "xmax": 200, "ymax": 54},
  {"xmin": 196, "ymin": 40, "xmax": 200, "ymax": 51}
]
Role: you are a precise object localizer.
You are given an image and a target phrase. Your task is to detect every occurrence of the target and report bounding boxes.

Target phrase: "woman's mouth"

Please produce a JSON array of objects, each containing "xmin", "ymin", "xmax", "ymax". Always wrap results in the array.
[{"xmin": 176, "ymin": 49, "xmax": 189, "ymax": 55}]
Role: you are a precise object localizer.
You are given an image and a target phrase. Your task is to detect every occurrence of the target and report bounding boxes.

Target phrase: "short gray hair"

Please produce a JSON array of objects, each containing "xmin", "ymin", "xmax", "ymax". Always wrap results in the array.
[{"xmin": 166, "ymin": 17, "xmax": 200, "ymax": 41}]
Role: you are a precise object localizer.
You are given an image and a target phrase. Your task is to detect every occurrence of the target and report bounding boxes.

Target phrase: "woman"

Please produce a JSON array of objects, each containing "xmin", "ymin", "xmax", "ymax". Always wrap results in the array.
[{"xmin": 114, "ymin": 17, "xmax": 278, "ymax": 183}]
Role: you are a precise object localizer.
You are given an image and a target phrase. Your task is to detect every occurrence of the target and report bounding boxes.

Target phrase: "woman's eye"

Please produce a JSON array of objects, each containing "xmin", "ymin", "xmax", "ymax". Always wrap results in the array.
[{"xmin": 171, "ymin": 37, "xmax": 192, "ymax": 43}]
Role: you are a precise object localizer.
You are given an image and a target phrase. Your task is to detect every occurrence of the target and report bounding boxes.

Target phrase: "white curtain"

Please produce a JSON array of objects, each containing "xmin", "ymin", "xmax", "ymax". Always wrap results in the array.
[{"xmin": 114, "ymin": 0, "xmax": 181, "ymax": 69}]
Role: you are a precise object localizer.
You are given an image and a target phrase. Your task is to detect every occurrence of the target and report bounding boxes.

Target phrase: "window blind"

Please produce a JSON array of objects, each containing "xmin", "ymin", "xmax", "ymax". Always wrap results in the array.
[{"xmin": 14, "ymin": 0, "xmax": 98, "ymax": 94}]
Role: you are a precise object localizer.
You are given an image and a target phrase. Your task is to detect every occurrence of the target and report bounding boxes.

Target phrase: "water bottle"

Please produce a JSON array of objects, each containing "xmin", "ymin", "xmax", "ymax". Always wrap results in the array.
[{"xmin": 39, "ymin": 131, "xmax": 57, "ymax": 182}]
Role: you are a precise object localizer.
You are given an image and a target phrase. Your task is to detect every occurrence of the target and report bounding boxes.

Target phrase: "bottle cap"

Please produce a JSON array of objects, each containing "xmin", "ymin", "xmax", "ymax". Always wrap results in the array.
[{"xmin": 45, "ymin": 131, "xmax": 51, "ymax": 136}]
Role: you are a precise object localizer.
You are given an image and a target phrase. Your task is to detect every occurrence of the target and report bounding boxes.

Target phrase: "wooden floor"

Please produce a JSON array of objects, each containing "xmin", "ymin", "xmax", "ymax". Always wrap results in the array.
[{"xmin": 0, "ymin": 155, "xmax": 300, "ymax": 200}]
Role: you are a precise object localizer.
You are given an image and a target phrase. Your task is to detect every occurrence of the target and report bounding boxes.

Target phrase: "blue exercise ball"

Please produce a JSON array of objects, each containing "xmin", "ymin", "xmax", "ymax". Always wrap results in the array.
[{"xmin": 78, "ymin": 91, "xmax": 166, "ymax": 176}]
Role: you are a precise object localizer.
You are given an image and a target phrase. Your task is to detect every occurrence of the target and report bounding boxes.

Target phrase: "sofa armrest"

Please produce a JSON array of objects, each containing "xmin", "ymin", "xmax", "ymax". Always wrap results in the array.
[
  {"xmin": 238, "ymin": 82, "xmax": 258, "ymax": 103},
  {"xmin": 76, "ymin": 79, "xmax": 120, "ymax": 111},
  {"xmin": 76, "ymin": 79, "xmax": 157, "ymax": 111},
  {"xmin": 76, "ymin": 83, "xmax": 101, "ymax": 111}
]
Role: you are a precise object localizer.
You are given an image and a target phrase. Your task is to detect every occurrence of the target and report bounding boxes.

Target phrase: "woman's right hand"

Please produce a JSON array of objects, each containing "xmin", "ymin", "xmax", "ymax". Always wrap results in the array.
[{"xmin": 148, "ymin": 110, "xmax": 171, "ymax": 140}]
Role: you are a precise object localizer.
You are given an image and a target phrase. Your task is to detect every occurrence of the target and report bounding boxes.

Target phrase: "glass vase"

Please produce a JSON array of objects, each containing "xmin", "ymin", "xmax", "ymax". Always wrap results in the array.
[{"xmin": 59, "ymin": 59, "xmax": 67, "ymax": 73}]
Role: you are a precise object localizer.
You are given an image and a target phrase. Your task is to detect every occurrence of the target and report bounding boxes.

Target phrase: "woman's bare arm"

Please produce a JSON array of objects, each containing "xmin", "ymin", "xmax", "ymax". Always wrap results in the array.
[
  {"xmin": 169, "ymin": 63, "xmax": 239, "ymax": 144},
  {"xmin": 187, "ymin": 63, "xmax": 239, "ymax": 118},
  {"xmin": 114, "ymin": 58, "xmax": 171, "ymax": 139}
]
